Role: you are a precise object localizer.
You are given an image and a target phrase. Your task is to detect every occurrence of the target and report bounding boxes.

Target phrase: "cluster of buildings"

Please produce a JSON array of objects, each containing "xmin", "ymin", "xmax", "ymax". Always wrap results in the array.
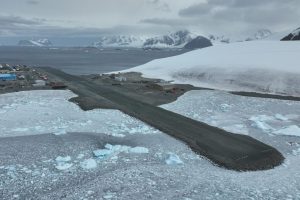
[{"xmin": 0, "ymin": 63, "xmax": 28, "ymax": 81}]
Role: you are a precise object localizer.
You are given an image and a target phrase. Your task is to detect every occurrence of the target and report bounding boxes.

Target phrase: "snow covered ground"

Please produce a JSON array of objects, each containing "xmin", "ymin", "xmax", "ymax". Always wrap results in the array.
[
  {"xmin": 1, "ymin": 90, "xmax": 300, "ymax": 199},
  {"xmin": 124, "ymin": 41, "xmax": 300, "ymax": 97},
  {"xmin": 0, "ymin": 90, "xmax": 160, "ymax": 138},
  {"xmin": 161, "ymin": 90, "xmax": 300, "ymax": 138}
]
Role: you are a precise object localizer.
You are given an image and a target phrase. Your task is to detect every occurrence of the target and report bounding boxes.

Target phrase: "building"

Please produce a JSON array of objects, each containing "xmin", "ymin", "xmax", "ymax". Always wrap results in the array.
[{"xmin": 0, "ymin": 74, "xmax": 17, "ymax": 81}]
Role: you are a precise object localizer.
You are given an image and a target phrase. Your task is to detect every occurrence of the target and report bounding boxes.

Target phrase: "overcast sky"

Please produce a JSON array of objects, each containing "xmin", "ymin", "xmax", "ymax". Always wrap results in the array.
[{"xmin": 0, "ymin": 0, "xmax": 299, "ymax": 38}]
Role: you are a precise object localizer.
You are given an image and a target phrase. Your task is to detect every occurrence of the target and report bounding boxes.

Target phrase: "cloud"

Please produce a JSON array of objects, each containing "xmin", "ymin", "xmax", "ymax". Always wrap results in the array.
[
  {"xmin": 146, "ymin": 0, "xmax": 170, "ymax": 12},
  {"xmin": 140, "ymin": 18, "xmax": 186, "ymax": 26},
  {"xmin": 0, "ymin": 15, "xmax": 43, "ymax": 27},
  {"xmin": 177, "ymin": 0, "xmax": 300, "ymax": 33}
]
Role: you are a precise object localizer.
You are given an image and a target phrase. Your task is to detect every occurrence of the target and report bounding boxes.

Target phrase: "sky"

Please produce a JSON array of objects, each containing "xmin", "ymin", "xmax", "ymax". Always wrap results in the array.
[{"xmin": 0, "ymin": 0, "xmax": 299, "ymax": 40}]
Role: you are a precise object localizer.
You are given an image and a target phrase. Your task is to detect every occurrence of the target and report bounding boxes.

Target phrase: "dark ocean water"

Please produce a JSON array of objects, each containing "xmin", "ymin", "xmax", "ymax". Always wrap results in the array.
[{"xmin": 0, "ymin": 46, "xmax": 187, "ymax": 75}]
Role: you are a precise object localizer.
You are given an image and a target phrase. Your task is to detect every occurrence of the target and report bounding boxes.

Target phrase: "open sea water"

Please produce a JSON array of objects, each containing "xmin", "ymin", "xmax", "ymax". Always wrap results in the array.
[{"xmin": 0, "ymin": 46, "xmax": 187, "ymax": 75}]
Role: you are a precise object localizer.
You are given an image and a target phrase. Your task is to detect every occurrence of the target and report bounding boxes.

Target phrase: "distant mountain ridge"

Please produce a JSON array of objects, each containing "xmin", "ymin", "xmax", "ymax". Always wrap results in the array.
[
  {"xmin": 93, "ymin": 30, "xmax": 199, "ymax": 49},
  {"xmin": 18, "ymin": 39, "xmax": 52, "ymax": 47},
  {"xmin": 92, "ymin": 35, "xmax": 145, "ymax": 48},
  {"xmin": 93, "ymin": 29, "xmax": 277, "ymax": 49}
]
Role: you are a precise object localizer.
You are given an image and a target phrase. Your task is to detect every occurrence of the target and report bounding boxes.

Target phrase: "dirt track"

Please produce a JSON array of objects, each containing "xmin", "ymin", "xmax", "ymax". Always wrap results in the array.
[{"xmin": 40, "ymin": 67, "xmax": 284, "ymax": 171}]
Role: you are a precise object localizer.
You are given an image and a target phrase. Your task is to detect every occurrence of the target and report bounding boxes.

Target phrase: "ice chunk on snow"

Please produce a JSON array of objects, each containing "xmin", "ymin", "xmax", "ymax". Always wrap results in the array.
[
  {"xmin": 55, "ymin": 156, "xmax": 71, "ymax": 162},
  {"xmin": 55, "ymin": 156, "xmax": 73, "ymax": 170},
  {"xmin": 55, "ymin": 163, "xmax": 73, "ymax": 170},
  {"xmin": 274, "ymin": 114, "xmax": 289, "ymax": 121},
  {"xmin": 80, "ymin": 158, "xmax": 97, "ymax": 169},
  {"xmin": 129, "ymin": 147, "xmax": 149, "ymax": 154},
  {"xmin": 249, "ymin": 115, "xmax": 274, "ymax": 132},
  {"xmin": 103, "ymin": 193, "xmax": 116, "ymax": 199},
  {"xmin": 77, "ymin": 153, "xmax": 85, "ymax": 159},
  {"xmin": 292, "ymin": 148, "xmax": 300, "ymax": 156},
  {"xmin": 93, "ymin": 149, "xmax": 112, "ymax": 158},
  {"xmin": 53, "ymin": 129, "xmax": 67, "ymax": 135},
  {"xmin": 93, "ymin": 144, "xmax": 149, "ymax": 161},
  {"xmin": 165, "ymin": 153, "xmax": 183, "ymax": 165},
  {"xmin": 12, "ymin": 128, "xmax": 29, "ymax": 132},
  {"xmin": 273, "ymin": 125, "xmax": 300, "ymax": 137}
]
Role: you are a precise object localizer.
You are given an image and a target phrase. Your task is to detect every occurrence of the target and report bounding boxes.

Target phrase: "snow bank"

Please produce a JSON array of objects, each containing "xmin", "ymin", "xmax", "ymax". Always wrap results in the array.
[
  {"xmin": 125, "ymin": 41, "xmax": 300, "ymax": 96},
  {"xmin": 0, "ymin": 90, "xmax": 161, "ymax": 138}
]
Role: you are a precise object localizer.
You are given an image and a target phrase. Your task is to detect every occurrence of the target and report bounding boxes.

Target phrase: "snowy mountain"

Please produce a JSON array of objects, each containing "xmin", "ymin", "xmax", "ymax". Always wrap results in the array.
[
  {"xmin": 245, "ymin": 29, "xmax": 272, "ymax": 41},
  {"xmin": 207, "ymin": 35, "xmax": 230, "ymax": 44},
  {"xmin": 123, "ymin": 41, "xmax": 300, "ymax": 97},
  {"xmin": 208, "ymin": 29, "xmax": 273, "ymax": 44},
  {"xmin": 281, "ymin": 27, "xmax": 300, "ymax": 41},
  {"xmin": 18, "ymin": 39, "xmax": 53, "ymax": 47},
  {"xmin": 143, "ymin": 30, "xmax": 195, "ymax": 49},
  {"xmin": 93, "ymin": 35, "xmax": 145, "ymax": 48}
]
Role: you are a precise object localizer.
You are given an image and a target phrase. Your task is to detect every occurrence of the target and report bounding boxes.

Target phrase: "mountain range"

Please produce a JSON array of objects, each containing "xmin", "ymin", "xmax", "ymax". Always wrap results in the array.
[
  {"xmin": 18, "ymin": 39, "xmax": 53, "ymax": 47},
  {"xmin": 16, "ymin": 28, "xmax": 299, "ymax": 48}
]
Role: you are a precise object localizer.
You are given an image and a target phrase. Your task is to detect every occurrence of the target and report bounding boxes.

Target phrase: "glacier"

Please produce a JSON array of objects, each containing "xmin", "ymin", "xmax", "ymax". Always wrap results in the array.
[{"xmin": 124, "ymin": 41, "xmax": 300, "ymax": 96}]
